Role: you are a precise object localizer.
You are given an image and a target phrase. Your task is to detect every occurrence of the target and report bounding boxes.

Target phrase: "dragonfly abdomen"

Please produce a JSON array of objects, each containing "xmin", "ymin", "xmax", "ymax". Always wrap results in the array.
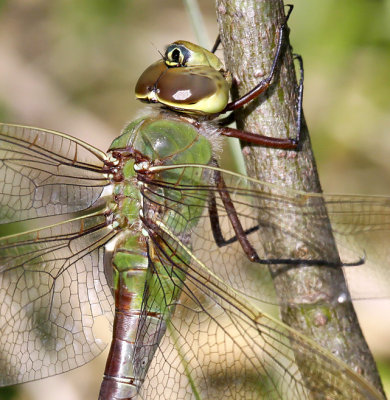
[{"xmin": 99, "ymin": 232, "xmax": 173, "ymax": 400}]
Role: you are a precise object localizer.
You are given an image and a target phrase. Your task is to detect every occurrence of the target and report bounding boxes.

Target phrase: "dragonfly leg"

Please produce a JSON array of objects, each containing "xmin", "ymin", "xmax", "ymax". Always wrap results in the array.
[
  {"xmin": 219, "ymin": 51, "xmax": 304, "ymax": 149},
  {"xmin": 211, "ymin": 35, "xmax": 221, "ymax": 53},
  {"xmin": 222, "ymin": 4, "xmax": 294, "ymax": 113},
  {"xmin": 216, "ymin": 7, "xmax": 305, "ymax": 150},
  {"xmin": 209, "ymin": 184, "xmax": 259, "ymax": 247},
  {"xmin": 219, "ymin": 126, "xmax": 299, "ymax": 149},
  {"xmin": 210, "ymin": 166, "xmax": 352, "ymax": 267},
  {"xmin": 210, "ymin": 167, "xmax": 262, "ymax": 263}
]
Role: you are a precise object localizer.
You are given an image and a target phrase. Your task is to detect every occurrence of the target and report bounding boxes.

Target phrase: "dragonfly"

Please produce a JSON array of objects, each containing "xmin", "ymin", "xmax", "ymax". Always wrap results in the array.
[{"xmin": 0, "ymin": 7, "xmax": 389, "ymax": 400}]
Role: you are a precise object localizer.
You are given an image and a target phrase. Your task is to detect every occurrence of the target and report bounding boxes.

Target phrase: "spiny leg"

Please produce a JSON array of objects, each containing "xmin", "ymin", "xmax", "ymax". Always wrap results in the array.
[
  {"xmin": 293, "ymin": 53, "xmax": 304, "ymax": 143},
  {"xmin": 213, "ymin": 5, "xmax": 292, "ymax": 130},
  {"xmin": 210, "ymin": 167, "xmax": 294, "ymax": 264},
  {"xmin": 217, "ymin": 6, "xmax": 304, "ymax": 149},
  {"xmin": 211, "ymin": 35, "xmax": 221, "ymax": 54},
  {"xmin": 222, "ymin": 4, "xmax": 294, "ymax": 112},
  {"xmin": 209, "ymin": 165, "xmax": 352, "ymax": 267},
  {"xmin": 219, "ymin": 127, "xmax": 298, "ymax": 149},
  {"xmin": 219, "ymin": 54, "xmax": 304, "ymax": 150},
  {"xmin": 219, "ymin": 51, "xmax": 304, "ymax": 149},
  {"xmin": 211, "ymin": 167, "xmax": 261, "ymax": 263},
  {"xmin": 208, "ymin": 184, "xmax": 259, "ymax": 247}
]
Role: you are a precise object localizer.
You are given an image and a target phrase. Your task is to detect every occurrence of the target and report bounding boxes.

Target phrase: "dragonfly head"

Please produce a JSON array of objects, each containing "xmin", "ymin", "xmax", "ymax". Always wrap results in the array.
[{"xmin": 135, "ymin": 41, "xmax": 231, "ymax": 116}]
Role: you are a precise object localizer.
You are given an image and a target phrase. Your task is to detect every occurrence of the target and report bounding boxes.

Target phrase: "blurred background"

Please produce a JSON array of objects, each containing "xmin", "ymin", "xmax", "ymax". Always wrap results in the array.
[{"xmin": 0, "ymin": 0, "xmax": 389, "ymax": 398}]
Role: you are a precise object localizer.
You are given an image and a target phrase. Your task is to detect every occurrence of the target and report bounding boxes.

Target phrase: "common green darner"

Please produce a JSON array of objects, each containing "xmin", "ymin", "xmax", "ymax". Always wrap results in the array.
[{"xmin": 0, "ymin": 8, "xmax": 389, "ymax": 400}]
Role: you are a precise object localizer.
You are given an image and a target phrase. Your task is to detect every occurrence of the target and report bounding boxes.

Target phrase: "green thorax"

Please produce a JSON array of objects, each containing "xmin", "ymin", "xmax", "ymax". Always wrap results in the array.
[
  {"xmin": 109, "ymin": 112, "xmax": 213, "ymax": 165},
  {"xmin": 105, "ymin": 111, "xmax": 214, "ymax": 274},
  {"xmin": 109, "ymin": 111, "xmax": 213, "ymax": 234},
  {"xmin": 106, "ymin": 111, "xmax": 213, "ymax": 321}
]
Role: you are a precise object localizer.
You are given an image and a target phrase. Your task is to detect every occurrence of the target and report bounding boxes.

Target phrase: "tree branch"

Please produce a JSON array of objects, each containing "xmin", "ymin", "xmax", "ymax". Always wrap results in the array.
[{"xmin": 215, "ymin": 0, "xmax": 385, "ymax": 396}]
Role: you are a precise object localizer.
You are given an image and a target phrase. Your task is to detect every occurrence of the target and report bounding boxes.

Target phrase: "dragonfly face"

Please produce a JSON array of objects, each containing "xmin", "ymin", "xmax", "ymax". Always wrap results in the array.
[{"xmin": 135, "ymin": 41, "xmax": 231, "ymax": 115}]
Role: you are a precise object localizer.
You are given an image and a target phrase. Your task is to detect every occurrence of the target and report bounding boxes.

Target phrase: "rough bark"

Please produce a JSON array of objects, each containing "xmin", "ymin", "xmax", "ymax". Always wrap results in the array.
[{"xmin": 215, "ymin": 0, "xmax": 385, "ymax": 397}]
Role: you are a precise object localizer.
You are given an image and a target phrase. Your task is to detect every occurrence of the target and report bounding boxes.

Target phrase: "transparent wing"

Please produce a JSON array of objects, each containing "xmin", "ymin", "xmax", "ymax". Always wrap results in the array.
[
  {"xmin": 0, "ymin": 123, "xmax": 109, "ymax": 223},
  {"xmin": 0, "ymin": 211, "xmax": 115, "ymax": 385},
  {"xmin": 142, "ymin": 164, "xmax": 390, "ymax": 303},
  {"xmin": 137, "ymin": 217, "xmax": 383, "ymax": 399},
  {"xmin": 0, "ymin": 124, "xmax": 115, "ymax": 385},
  {"xmin": 130, "ymin": 164, "xmax": 389, "ymax": 399}
]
